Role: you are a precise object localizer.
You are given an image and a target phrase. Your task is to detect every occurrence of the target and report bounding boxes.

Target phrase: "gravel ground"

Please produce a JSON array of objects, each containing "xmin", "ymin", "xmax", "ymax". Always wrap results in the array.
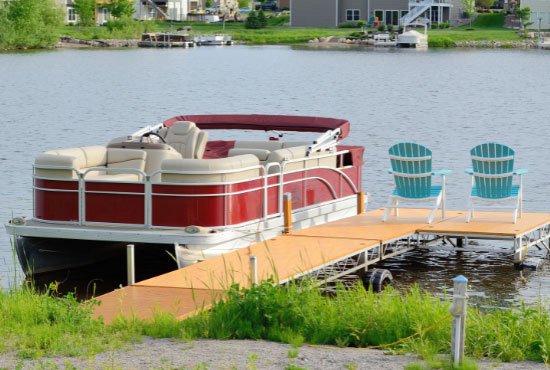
[{"xmin": 0, "ymin": 339, "xmax": 547, "ymax": 370}]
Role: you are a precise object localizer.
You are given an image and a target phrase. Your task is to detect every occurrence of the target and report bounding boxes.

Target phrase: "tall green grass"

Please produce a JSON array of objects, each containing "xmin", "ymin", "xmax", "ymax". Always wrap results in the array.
[
  {"xmin": 2, "ymin": 280, "xmax": 550, "ymax": 364},
  {"xmin": 0, "ymin": 285, "xmax": 139, "ymax": 358}
]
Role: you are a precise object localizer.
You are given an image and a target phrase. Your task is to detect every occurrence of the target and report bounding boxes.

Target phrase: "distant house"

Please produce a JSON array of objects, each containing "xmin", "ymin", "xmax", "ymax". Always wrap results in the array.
[
  {"xmin": 290, "ymin": 0, "xmax": 464, "ymax": 28},
  {"xmin": 522, "ymin": 0, "xmax": 550, "ymax": 29},
  {"xmin": 56, "ymin": 0, "xmax": 112, "ymax": 25},
  {"xmin": 136, "ymin": 0, "xmax": 199, "ymax": 21}
]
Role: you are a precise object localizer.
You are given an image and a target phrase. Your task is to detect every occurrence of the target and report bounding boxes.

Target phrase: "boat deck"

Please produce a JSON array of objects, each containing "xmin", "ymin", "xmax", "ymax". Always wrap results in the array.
[{"xmin": 93, "ymin": 208, "xmax": 550, "ymax": 323}]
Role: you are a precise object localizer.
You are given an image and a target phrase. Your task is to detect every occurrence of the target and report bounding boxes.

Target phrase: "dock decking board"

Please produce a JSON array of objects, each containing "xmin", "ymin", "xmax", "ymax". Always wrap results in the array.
[{"xmin": 93, "ymin": 209, "xmax": 550, "ymax": 323}]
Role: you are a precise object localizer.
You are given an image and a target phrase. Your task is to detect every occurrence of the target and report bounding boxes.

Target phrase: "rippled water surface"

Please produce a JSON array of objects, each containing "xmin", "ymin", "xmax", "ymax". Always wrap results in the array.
[{"xmin": 1, "ymin": 46, "xmax": 549, "ymax": 302}]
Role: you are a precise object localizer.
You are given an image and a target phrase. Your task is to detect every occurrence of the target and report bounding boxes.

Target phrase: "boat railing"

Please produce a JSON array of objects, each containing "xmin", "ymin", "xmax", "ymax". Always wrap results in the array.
[{"xmin": 33, "ymin": 149, "xmax": 358, "ymax": 229}]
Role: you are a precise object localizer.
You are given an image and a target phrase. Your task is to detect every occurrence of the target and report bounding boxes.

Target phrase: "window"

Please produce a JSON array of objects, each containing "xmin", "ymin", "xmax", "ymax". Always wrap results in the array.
[
  {"xmin": 384, "ymin": 10, "xmax": 400, "ymax": 25},
  {"xmin": 346, "ymin": 9, "xmax": 360, "ymax": 22},
  {"xmin": 67, "ymin": 7, "xmax": 76, "ymax": 22},
  {"xmin": 374, "ymin": 10, "xmax": 383, "ymax": 22}
]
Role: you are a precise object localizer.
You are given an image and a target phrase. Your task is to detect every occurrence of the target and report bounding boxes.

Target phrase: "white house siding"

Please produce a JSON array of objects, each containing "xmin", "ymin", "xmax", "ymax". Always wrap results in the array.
[
  {"xmin": 167, "ymin": 0, "xmax": 189, "ymax": 21},
  {"xmin": 291, "ymin": 0, "xmax": 338, "ymax": 27},
  {"xmin": 523, "ymin": 0, "xmax": 550, "ymax": 29}
]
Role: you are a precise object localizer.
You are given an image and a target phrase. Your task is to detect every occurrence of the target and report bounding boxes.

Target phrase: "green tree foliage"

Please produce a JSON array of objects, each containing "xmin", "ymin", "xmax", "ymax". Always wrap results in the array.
[
  {"xmin": 257, "ymin": 9, "xmax": 267, "ymax": 28},
  {"xmin": 476, "ymin": 0, "xmax": 494, "ymax": 8},
  {"xmin": 73, "ymin": 0, "xmax": 96, "ymax": 26},
  {"xmin": 205, "ymin": 0, "xmax": 213, "ymax": 8},
  {"xmin": 245, "ymin": 9, "xmax": 268, "ymax": 29},
  {"xmin": 463, "ymin": 0, "xmax": 475, "ymax": 17},
  {"xmin": 245, "ymin": 10, "xmax": 260, "ymax": 29},
  {"xmin": 105, "ymin": 0, "xmax": 134, "ymax": 19},
  {"xmin": 0, "ymin": 0, "xmax": 63, "ymax": 49},
  {"xmin": 516, "ymin": 6, "xmax": 531, "ymax": 29}
]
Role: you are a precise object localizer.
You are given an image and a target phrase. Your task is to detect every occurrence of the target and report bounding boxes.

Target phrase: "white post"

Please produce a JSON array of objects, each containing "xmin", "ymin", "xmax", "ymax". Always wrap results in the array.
[
  {"xmin": 450, "ymin": 275, "xmax": 468, "ymax": 367},
  {"xmin": 249, "ymin": 255, "xmax": 258, "ymax": 285},
  {"xmin": 127, "ymin": 244, "xmax": 135, "ymax": 286}
]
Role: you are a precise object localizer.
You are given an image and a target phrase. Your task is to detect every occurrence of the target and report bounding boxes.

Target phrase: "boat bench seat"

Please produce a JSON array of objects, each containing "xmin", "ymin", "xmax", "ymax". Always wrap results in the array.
[
  {"xmin": 35, "ymin": 146, "xmax": 146, "ymax": 182},
  {"xmin": 161, "ymin": 154, "xmax": 261, "ymax": 183},
  {"xmin": 266, "ymin": 146, "xmax": 338, "ymax": 173},
  {"xmin": 228, "ymin": 141, "xmax": 314, "ymax": 161}
]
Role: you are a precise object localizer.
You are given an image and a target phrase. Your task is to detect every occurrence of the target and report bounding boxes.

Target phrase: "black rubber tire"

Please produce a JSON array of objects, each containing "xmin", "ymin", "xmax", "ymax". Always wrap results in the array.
[{"xmin": 361, "ymin": 268, "xmax": 393, "ymax": 292}]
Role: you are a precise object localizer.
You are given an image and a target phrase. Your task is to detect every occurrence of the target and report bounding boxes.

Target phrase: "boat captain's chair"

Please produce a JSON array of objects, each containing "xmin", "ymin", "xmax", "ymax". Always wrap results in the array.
[{"xmin": 164, "ymin": 121, "xmax": 208, "ymax": 159}]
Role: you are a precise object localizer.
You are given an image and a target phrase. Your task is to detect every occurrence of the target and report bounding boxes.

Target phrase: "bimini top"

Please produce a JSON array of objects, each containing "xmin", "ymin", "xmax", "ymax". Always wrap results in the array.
[{"xmin": 163, "ymin": 114, "xmax": 351, "ymax": 139}]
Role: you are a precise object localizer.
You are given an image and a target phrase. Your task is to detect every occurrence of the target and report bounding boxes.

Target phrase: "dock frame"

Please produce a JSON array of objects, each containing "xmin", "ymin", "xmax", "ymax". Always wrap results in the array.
[{"xmin": 93, "ymin": 208, "xmax": 550, "ymax": 323}]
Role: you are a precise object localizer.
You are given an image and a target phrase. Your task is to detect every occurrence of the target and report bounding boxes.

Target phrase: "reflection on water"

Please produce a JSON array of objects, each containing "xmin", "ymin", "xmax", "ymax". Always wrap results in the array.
[{"xmin": 1, "ymin": 46, "xmax": 549, "ymax": 304}]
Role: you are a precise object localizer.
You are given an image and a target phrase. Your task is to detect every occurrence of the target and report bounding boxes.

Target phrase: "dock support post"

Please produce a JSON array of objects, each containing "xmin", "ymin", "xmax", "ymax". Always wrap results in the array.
[
  {"xmin": 249, "ymin": 255, "xmax": 258, "ymax": 286},
  {"xmin": 450, "ymin": 275, "xmax": 468, "ymax": 367},
  {"xmin": 357, "ymin": 191, "xmax": 365, "ymax": 214},
  {"xmin": 127, "ymin": 244, "xmax": 135, "ymax": 286},
  {"xmin": 283, "ymin": 192, "xmax": 292, "ymax": 234}
]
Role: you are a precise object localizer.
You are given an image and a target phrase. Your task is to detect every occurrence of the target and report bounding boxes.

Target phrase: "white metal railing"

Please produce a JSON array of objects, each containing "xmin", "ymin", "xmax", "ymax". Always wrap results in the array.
[
  {"xmin": 402, "ymin": 0, "xmax": 452, "ymax": 26},
  {"xmin": 32, "ymin": 150, "xmax": 358, "ymax": 229}
]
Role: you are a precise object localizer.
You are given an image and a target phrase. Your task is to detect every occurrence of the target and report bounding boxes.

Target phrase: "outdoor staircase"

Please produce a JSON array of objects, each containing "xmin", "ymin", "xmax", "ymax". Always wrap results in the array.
[
  {"xmin": 144, "ymin": 0, "xmax": 169, "ymax": 19},
  {"xmin": 400, "ymin": 0, "xmax": 432, "ymax": 27}
]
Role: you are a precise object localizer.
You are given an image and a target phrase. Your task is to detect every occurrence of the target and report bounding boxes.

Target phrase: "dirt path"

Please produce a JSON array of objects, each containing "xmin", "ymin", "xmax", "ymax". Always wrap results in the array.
[{"xmin": 0, "ymin": 338, "xmax": 546, "ymax": 369}]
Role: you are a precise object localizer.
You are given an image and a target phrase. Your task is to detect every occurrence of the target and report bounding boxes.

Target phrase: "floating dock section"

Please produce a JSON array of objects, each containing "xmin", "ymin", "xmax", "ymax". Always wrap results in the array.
[{"xmin": 93, "ymin": 208, "xmax": 550, "ymax": 323}]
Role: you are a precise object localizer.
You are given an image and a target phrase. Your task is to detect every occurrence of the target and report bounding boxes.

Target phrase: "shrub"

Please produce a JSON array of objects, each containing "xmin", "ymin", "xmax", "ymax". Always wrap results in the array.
[
  {"xmin": 0, "ymin": 0, "xmax": 63, "ymax": 49},
  {"xmin": 338, "ymin": 21, "xmax": 360, "ymax": 28},
  {"xmin": 73, "ymin": 0, "xmax": 96, "ymax": 26},
  {"xmin": 377, "ymin": 24, "xmax": 386, "ymax": 31},
  {"xmin": 245, "ymin": 10, "xmax": 261, "ymax": 29},
  {"xmin": 257, "ymin": 9, "xmax": 268, "ymax": 28},
  {"xmin": 104, "ymin": 17, "xmax": 155, "ymax": 39},
  {"xmin": 428, "ymin": 36, "xmax": 455, "ymax": 47},
  {"xmin": 387, "ymin": 24, "xmax": 394, "ymax": 32},
  {"xmin": 357, "ymin": 20, "xmax": 366, "ymax": 27}
]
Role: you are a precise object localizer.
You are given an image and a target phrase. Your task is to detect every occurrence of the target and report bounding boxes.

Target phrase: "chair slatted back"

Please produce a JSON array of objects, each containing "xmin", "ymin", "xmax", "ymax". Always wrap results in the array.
[
  {"xmin": 389, "ymin": 142, "xmax": 433, "ymax": 199},
  {"xmin": 470, "ymin": 143, "xmax": 515, "ymax": 199}
]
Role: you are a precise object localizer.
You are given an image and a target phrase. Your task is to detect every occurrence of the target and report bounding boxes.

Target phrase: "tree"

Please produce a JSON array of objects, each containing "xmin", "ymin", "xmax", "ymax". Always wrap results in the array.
[
  {"xmin": 205, "ymin": 0, "xmax": 213, "ymax": 8},
  {"xmin": 0, "ymin": 0, "xmax": 63, "ymax": 49},
  {"xmin": 463, "ymin": 0, "xmax": 475, "ymax": 28},
  {"xmin": 73, "ymin": 0, "xmax": 96, "ymax": 26},
  {"xmin": 516, "ymin": 6, "xmax": 531, "ymax": 30},
  {"xmin": 257, "ymin": 9, "xmax": 267, "ymax": 28},
  {"xmin": 476, "ymin": 0, "xmax": 493, "ymax": 8},
  {"xmin": 105, "ymin": 0, "xmax": 134, "ymax": 18},
  {"xmin": 245, "ymin": 10, "xmax": 260, "ymax": 28}
]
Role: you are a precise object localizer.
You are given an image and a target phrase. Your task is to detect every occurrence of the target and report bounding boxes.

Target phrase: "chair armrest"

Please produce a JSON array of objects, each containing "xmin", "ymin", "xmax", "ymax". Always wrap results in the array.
[
  {"xmin": 514, "ymin": 169, "xmax": 528, "ymax": 175},
  {"xmin": 464, "ymin": 169, "xmax": 474, "ymax": 175},
  {"xmin": 432, "ymin": 169, "xmax": 452, "ymax": 176}
]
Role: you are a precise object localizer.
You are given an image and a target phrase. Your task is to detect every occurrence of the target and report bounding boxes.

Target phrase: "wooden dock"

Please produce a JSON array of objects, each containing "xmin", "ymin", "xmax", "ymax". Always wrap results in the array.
[{"xmin": 93, "ymin": 208, "xmax": 550, "ymax": 323}]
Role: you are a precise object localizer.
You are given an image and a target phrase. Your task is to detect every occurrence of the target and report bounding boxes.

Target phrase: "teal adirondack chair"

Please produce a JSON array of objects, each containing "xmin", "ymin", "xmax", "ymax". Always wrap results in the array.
[
  {"xmin": 383, "ymin": 143, "xmax": 451, "ymax": 224},
  {"xmin": 466, "ymin": 143, "xmax": 527, "ymax": 223}
]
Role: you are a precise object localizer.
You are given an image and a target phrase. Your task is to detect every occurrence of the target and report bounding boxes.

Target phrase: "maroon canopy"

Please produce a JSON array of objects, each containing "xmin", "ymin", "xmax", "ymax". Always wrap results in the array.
[{"xmin": 163, "ymin": 114, "xmax": 350, "ymax": 139}]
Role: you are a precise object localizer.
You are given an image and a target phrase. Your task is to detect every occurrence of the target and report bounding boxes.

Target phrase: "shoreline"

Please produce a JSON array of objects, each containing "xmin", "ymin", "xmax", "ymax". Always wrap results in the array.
[{"xmin": 56, "ymin": 36, "xmax": 540, "ymax": 50}]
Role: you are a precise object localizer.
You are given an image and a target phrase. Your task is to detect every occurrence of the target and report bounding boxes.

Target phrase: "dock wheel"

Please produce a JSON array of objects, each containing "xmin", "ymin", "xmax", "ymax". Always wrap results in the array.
[{"xmin": 361, "ymin": 268, "xmax": 393, "ymax": 292}]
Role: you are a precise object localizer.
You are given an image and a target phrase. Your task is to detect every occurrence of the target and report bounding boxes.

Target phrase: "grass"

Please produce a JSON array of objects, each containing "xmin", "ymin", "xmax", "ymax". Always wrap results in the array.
[
  {"xmin": 2, "ymin": 280, "xmax": 550, "ymax": 366},
  {"xmin": 60, "ymin": 18, "xmax": 355, "ymax": 45},
  {"xmin": 428, "ymin": 14, "xmax": 521, "ymax": 47}
]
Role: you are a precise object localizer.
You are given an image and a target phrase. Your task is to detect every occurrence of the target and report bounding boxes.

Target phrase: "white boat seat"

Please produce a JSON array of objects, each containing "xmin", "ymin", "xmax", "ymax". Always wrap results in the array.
[
  {"xmin": 266, "ymin": 146, "xmax": 337, "ymax": 173},
  {"xmin": 35, "ymin": 146, "xmax": 147, "ymax": 181},
  {"xmin": 164, "ymin": 121, "xmax": 200, "ymax": 159},
  {"xmin": 195, "ymin": 130, "xmax": 208, "ymax": 159},
  {"xmin": 228, "ymin": 148, "xmax": 271, "ymax": 161},
  {"xmin": 234, "ymin": 141, "xmax": 284, "ymax": 151},
  {"xmin": 161, "ymin": 154, "xmax": 260, "ymax": 183}
]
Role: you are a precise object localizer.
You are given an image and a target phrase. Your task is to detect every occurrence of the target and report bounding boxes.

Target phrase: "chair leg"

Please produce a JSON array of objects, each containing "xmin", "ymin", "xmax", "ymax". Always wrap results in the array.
[
  {"xmin": 394, "ymin": 199, "xmax": 399, "ymax": 217},
  {"xmin": 382, "ymin": 197, "xmax": 394, "ymax": 222},
  {"xmin": 467, "ymin": 208, "xmax": 473, "ymax": 223},
  {"xmin": 428, "ymin": 195, "xmax": 442, "ymax": 224}
]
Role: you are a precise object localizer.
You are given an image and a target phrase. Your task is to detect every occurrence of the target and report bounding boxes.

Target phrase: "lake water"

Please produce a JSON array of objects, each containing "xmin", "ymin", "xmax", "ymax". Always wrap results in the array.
[{"xmin": 1, "ymin": 45, "xmax": 549, "ymax": 304}]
